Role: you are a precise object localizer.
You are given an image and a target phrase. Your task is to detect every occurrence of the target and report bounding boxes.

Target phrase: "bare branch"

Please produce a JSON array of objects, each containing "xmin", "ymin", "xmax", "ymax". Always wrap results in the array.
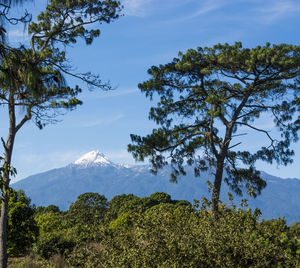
[
  {"xmin": 1, "ymin": 137, "xmax": 7, "ymax": 152},
  {"xmin": 208, "ymin": 110, "xmax": 220, "ymax": 158},
  {"xmin": 15, "ymin": 110, "xmax": 31, "ymax": 133},
  {"xmin": 236, "ymin": 121, "xmax": 278, "ymax": 148},
  {"xmin": 232, "ymin": 133, "xmax": 247, "ymax": 138},
  {"xmin": 50, "ymin": 61, "xmax": 112, "ymax": 90},
  {"xmin": 153, "ymin": 130, "xmax": 211, "ymax": 153},
  {"xmin": 228, "ymin": 142, "xmax": 242, "ymax": 150}
]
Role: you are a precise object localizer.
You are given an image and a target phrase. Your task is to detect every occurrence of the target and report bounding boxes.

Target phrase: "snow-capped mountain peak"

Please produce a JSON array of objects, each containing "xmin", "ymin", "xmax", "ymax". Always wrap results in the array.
[{"xmin": 73, "ymin": 150, "xmax": 112, "ymax": 167}]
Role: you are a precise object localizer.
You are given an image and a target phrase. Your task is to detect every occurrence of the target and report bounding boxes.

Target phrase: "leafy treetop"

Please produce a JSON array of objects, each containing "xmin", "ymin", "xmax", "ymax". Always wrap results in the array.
[
  {"xmin": 129, "ymin": 42, "xmax": 300, "ymax": 213},
  {"xmin": 0, "ymin": 0, "xmax": 122, "ymax": 129}
]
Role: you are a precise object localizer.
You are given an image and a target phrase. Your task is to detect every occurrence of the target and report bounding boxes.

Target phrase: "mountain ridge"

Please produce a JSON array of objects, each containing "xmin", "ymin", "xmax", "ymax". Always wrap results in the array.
[{"xmin": 12, "ymin": 150, "xmax": 300, "ymax": 224}]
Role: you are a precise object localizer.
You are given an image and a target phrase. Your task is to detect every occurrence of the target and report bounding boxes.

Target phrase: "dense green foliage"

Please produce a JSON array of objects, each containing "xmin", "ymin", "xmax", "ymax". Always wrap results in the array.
[
  {"xmin": 6, "ymin": 191, "xmax": 300, "ymax": 267},
  {"xmin": 68, "ymin": 192, "xmax": 108, "ymax": 226},
  {"xmin": 128, "ymin": 43, "xmax": 300, "ymax": 214},
  {"xmin": 0, "ymin": 189, "xmax": 38, "ymax": 257},
  {"xmin": 290, "ymin": 222, "xmax": 300, "ymax": 242},
  {"xmin": 7, "ymin": 190, "xmax": 38, "ymax": 256}
]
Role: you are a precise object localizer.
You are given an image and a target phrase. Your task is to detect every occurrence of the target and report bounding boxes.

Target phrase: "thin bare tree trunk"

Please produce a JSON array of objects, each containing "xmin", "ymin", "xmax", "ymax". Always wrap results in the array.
[
  {"xmin": 0, "ymin": 193, "xmax": 9, "ymax": 268},
  {"xmin": 211, "ymin": 158, "xmax": 225, "ymax": 217},
  {"xmin": 211, "ymin": 125, "xmax": 233, "ymax": 218},
  {"xmin": 0, "ymin": 92, "xmax": 16, "ymax": 268},
  {"xmin": 0, "ymin": 162, "xmax": 13, "ymax": 268}
]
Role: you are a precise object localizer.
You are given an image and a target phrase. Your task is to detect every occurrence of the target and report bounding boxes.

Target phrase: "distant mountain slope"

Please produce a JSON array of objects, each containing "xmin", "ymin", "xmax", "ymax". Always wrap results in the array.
[{"xmin": 12, "ymin": 150, "xmax": 300, "ymax": 224}]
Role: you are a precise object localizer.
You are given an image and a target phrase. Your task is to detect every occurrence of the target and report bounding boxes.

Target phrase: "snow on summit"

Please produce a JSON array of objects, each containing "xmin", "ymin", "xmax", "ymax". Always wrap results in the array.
[{"xmin": 73, "ymin": 150, "xmax": 113, "ymax": 167}]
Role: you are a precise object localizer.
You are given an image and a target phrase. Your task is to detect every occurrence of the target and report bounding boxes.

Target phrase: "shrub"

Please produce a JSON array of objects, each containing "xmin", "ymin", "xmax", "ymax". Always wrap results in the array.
[{"xmin": 66, "ymin": 200, "xmax": 300, "ymax": 267}]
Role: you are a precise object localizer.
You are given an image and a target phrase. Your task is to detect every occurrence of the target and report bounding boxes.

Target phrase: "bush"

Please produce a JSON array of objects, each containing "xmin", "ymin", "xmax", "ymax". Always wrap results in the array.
[
  {"xmin": 6, "ymin": 189, "xmax": 39, "ymax": 257},
  {"xmin": 33, "ymin": 231, "xmax": 75, "ymax": 259},
  {"xmin": 8, "ymin": 254, "xmax": 69, "ymax": 268},
  {"xmin": 290, "ymin": 222, "xmax": 300, "ymax": 240},
  {"xmin": 66, "ymin": 200, "xmax": 300, "ymax": 267}
]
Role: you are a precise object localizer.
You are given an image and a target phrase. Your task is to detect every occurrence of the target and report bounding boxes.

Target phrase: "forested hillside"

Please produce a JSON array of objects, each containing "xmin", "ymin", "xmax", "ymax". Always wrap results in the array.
[{"xmin": 6, "ymin": 190, "xmax": 300, "ymax": 267}]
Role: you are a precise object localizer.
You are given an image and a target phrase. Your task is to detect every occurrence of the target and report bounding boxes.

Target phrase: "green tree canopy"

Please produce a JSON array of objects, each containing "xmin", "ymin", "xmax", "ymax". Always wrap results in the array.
[
  {"xmin": 0, "ymin": 1, "xmax": 122, "ymax": 266},
  {"xmin": 33, "ymin": 205, "xmax": 74, "ymax": 259},
  {"xmin": 67, "ymin": 192, "xmax": 108, "ymax": 225},
  {"xmin": 35, "ymin": 205, "xmax": 60, "ymax": 214},
  {"xmin": 108, "ymin": 192, "xmax": 192, "ymax": 218},
  {"xmin": 4, "ymin": 189, "xmax": 38, "ymax": 257},
  {"xmin": 128, "ymin": 42, "xmax": 300, "ymax": 215},
  {"xmin": 68, "ymin": 198, "xmax": 300, "ymax": 267},
  {"xmin": 108, "ymin": 194, "xmax": 138, "ymax": 218}
]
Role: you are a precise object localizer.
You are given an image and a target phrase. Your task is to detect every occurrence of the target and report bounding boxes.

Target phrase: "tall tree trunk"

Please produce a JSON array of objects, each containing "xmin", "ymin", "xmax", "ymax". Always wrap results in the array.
[
  {"xmin": 0, "ymin": 161, "xmax": 13, "ymax": 268},
  {"xmin": 0, "ymin": 156, "xmax": 13, "ymax": 268},
  {"xmin": 0, "ymin": 193, "xmax": 9, "ymax": 268},
  {"xmin": 210, "ymin": 124, "xmax": 233, "ymax": 218},
  {"xmin": 0, "ymin": 92, "xmax": 16, "ymax": 268},
  {"xmin": 211, "ymin": 157, "xmax": 225, "ymax": 218}
]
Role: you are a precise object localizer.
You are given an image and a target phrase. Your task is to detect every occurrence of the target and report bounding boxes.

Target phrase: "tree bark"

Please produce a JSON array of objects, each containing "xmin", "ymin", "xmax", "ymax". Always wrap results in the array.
[
  {"xmin": 210, "ymin": 124, "xmax": 233, "ymax": 218},
  {"xmin": 0, "ymin": 92, "xmax": 16, "ymax": 268},
  {"xmin": 0, "ymin": 159, "xmax": 13, "ymax": 268},
  {"xmin": 0, "ymin": 164, "xmax": 13, "ymax": 268},
  {"xmin": 211, "ymin": 157, "xmax": 225, "ymax": 218},
  {"xmin": 0, "ymin": 193, "xmax": 9, "ymax": 268}
]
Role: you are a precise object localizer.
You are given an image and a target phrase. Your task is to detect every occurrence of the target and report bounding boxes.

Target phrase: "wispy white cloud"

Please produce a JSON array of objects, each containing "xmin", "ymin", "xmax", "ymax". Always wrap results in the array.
[
  {"xmin": 122, "ymin": 0, "xmax": 155, "ymax": 17},
  {"xmin": 95, "ymin": 88, "xmax": 138, "ymax": 99},
  {"xmin": 79, "ymin": 113, "xmax": 125, "ymax": 128},
  {"xmin": 83, "ymin": 88, "xmax": 138, "ymax": 101},
  {"xmin": 123, "ymin": 0, "xmax": 300, "ymax": 26},
  {"xmin": 164, "ymin": 0, "xmax": 227, "ymax": 24},
  {"xmin": 122, "ymin": 0, "xmax": 215, "ymax": 17},
  {"xmin": 255, "ymin": 0, "xmax": 300, "ymax": 24}
]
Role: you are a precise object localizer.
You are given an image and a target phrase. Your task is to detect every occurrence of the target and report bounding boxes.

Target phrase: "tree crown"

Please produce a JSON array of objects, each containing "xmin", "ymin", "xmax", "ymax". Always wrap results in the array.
[{"xmin": 129, "ymin": 42, "xmax": 300, "ymax": 196}]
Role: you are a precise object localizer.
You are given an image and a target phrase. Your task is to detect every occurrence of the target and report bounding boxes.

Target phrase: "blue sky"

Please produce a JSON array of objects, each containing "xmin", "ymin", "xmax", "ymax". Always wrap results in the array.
[{"xmin": 2, "ymin": 0, "xmax": 300, "ymax": 181}]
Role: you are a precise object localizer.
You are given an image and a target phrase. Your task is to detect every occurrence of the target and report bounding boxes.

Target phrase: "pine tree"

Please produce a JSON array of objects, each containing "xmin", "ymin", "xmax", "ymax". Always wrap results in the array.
[
  {"xmin": 129, "ymin": 42, "xmax": 300, "ymax": 218},
  {"xmin": 0, "ymin": 1, "xmax": 122, "ymax": 267}
]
